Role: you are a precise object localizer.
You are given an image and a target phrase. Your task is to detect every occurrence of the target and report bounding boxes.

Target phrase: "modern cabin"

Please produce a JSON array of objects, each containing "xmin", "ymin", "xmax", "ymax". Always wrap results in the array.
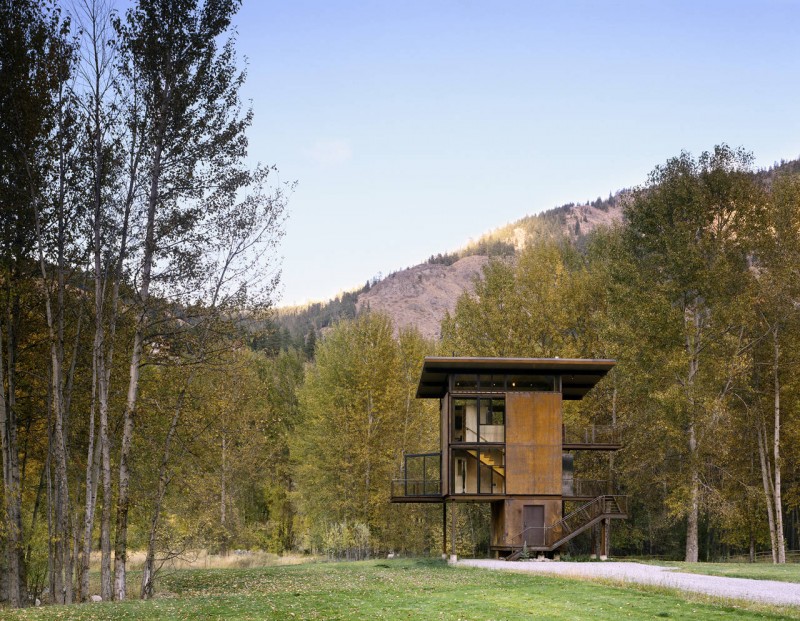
[{"xmin": 390, "ymin": 357, "xmax": 627, "ymax": 558}]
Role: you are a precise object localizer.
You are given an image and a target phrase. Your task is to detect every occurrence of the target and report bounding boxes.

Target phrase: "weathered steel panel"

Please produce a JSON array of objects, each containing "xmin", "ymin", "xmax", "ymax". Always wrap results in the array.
[{"xmin": 506, "ymin": 392, "xmax": 562, "ymax": 495}]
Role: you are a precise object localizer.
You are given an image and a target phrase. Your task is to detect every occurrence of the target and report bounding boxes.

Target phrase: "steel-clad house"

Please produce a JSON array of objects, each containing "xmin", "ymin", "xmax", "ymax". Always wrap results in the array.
[{"xmin": 390, "ymin": 357, "xmax": 627, "ymax": 559}]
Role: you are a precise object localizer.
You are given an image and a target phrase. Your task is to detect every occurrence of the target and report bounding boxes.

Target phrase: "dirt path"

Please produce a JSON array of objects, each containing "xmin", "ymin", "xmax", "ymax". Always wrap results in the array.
[{"xmin": 455, "ymin": 559, "xmax": 800, "ymax": 607}]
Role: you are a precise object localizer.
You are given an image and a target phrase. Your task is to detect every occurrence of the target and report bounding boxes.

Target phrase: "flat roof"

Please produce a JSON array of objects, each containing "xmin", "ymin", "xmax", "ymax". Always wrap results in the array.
[{"xmin": 416, "ymin": 356, "xmax": 616, "ymax": 400}]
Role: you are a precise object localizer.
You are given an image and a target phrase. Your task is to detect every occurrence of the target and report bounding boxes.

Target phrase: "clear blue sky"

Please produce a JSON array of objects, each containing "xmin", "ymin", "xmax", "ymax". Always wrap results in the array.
[{"xmin": 232, "ymin": 1, "xmax": 800, "ymax": 306}]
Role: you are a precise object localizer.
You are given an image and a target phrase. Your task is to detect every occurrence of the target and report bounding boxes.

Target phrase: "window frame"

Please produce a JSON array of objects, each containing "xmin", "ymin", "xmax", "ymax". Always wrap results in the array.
[{"xmin": 450, "ymin": 395, "xmax": 506, "ymax": 445}]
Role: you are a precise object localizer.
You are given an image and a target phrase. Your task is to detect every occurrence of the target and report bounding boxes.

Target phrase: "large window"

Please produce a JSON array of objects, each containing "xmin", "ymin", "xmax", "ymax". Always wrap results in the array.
[
  {"xmin": 452, "ymin": 397, "xmax": 505, "ymax": 443},
  {"xmin": 452, "ymin": 448, "xmax": 505, "ymax": 495}
]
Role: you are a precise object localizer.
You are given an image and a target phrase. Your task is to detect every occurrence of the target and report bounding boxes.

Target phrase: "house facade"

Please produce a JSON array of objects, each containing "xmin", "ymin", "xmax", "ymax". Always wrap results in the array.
[{"xmin": 391, "ymin": 357, "xmax": 627, "ymax": 557}]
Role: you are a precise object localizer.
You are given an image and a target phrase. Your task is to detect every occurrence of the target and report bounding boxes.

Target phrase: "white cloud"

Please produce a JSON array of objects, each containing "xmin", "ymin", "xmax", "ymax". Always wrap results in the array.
[{"xmin": 305, "ymin": 139, "xmax": 353, "ymax": 168}]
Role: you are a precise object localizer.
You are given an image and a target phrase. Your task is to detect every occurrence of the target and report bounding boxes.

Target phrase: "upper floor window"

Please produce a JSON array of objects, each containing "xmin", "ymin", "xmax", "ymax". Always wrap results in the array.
[
  {"xmin": 452, "ymin": 397, "xmax": 505, "ymax": 443},
  {"xmin": 507, "ymin": 375, "xmax": 556, "ymax": 392},
  {"xmin": 451, "ymin": 373, "xmax": 557, "ymax": 393}
]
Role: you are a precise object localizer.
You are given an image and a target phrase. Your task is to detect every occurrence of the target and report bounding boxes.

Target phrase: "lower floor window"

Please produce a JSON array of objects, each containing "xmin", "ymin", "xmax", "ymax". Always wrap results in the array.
[{"xmin": 452, "ymin": 447, "xmax": 505, "ymax": 494}]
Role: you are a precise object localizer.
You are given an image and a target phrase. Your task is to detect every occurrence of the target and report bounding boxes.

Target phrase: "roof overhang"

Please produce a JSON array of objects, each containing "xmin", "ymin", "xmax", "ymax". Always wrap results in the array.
[{"xmin": 416, "ymin": 356, "xmax": 615, "ymax": 400}]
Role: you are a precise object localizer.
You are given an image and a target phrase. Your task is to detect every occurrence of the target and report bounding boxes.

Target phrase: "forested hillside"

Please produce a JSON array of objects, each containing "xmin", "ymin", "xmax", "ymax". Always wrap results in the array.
[
  {"xmin": 272, "ymin": 145, "xmax": 800, "ymax": 570},
  {"xmin": 442, "ymin": 146, "xmax": 800, "ymax": 563},
  {"xmin": 274, "ymin": 159, "xmax": 800, "ymax": 347}
]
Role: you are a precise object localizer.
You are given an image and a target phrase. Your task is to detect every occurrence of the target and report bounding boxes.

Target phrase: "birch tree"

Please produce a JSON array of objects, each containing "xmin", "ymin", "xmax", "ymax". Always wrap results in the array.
[
  {"xmin": 746, "ymin": 172, "xmax": 800, "ymax": 562},
  {"xmin": 111, "ymin": 0, "xmax": 266, "ymax": 599},
  {"xmin": 139, "ymin": 167, "xmax": 286, "ymax": 598},
  {"xmin": 442, "ymin": 240, "xmax": 607, "ymax": 359},
  {"xmin": 294, "ymin": 313, "xmax": 434, "ymax": 552}
]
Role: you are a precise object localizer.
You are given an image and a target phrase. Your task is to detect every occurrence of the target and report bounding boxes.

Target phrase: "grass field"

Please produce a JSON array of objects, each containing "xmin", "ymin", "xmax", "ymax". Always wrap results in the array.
[
  {"xmin": 642, "ymin": 561, "xmax": 800, "ymax": 584},
  {"xmin": 4, "ymin": 558, "xmax": 800, "ymax": 620}
]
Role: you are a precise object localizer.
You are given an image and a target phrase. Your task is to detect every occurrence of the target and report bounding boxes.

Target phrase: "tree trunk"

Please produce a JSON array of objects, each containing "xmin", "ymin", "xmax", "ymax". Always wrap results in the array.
[
  {"xmin": 756, "ymin": 417, "xmax": 778, "ymax": 563},
  {"xmin": 80, "ymin": 253, "xmax": 100, "ymax": 602},
  {"xmin": 772, "ymin": 325, "xmax": 786, "ymax": 564},
  {"xmin": 64, "ymin": 287, "xmax": 84, "ymax": 602},
  {"xmin": 80, "ymin": 2, "xmax": 112, "ymax": 596},
  {"xmin": 78, "ymin": 335, "xmax": 101, "ymax": 600},
  {"xmin": 100, "ymin": 165, "xmax": 133, "ymax": 602},
  {"xmin": 114, "ymin": 328, "xmax": 143, "ymax": 601},
  {"xmin": 79, "ymin": 409, "xmax": 101, "ymax": 601},
  {"xmin": 33, "ymin": 183, "xmax": 72, "ymax": 604},
  {"xmin": 683, "ymin": 307, "xmax": 702, "ymax": 563},
  {"xmin": 220, "ymin": 429, "xmax": 227, "ymax": 557},
  {"xmin": 685, "ymin": 421, "xmax": 700, "ymax": 563},
  {"xmin": 141, "ymin": 390, "xmax": 186, "ymax": 599},
  {"xmin": 0, "ymin": 313, "xmax": 24, "ymax": 606},
  {"xmin": 46, "ymin": 443, "xmax": 54, "ymax": 602},
  {"xmin": 114, "ymin": 131, "xmax": 163, "ymax": 601}
]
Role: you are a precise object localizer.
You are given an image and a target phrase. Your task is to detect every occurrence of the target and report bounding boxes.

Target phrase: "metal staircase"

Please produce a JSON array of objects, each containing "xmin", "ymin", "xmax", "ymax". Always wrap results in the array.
[{"xmin": 506, "ymin": 495, "xmax": 627, "ymax": 559}]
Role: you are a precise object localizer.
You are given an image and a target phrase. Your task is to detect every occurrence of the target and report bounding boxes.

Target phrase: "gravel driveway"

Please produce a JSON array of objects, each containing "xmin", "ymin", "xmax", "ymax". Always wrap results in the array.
[{"xmin": 455, "ymin": 559, "xmax": 800, "ymax": 607}]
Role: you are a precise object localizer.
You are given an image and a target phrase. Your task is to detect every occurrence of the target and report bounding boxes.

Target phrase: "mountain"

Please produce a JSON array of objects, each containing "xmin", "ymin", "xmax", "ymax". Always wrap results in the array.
[
  {"xmin": 270, "ymin": 193, "xmax": 625, "ymax": 347},
  {"xmin": 341, "ymin": 156, "xmax": 800, "ymax": 342},
  {"xmin": 355, "ymin": 255, "xmax": 489, "ymax": 340},
  {"xmin": 358, "ymin": 196, "xmax": 626, "ymax": 339},
  {"xmin": 262, "ymin": 156, "xmax": 800, "ymax": 351}
]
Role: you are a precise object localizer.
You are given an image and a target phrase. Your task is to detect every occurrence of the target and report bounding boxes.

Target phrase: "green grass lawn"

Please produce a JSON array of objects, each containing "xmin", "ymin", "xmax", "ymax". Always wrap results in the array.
[
  {"xmin": 4, "ymin": 558, "xmax": 799, "ymax": 620},
  {"xmin": 641, "ymin": 561, "xmax": 800, "ymax": 583}
]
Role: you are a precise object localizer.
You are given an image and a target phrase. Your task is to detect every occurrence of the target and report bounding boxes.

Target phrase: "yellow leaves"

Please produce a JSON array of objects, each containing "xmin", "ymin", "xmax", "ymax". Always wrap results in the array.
[
  {"xmin": 293, "ymin": 313, "xmax": 436, "ymax": 547},
  {"xmin": 443, "ymin": 240, "xmax": 604, "ymax": 360}
]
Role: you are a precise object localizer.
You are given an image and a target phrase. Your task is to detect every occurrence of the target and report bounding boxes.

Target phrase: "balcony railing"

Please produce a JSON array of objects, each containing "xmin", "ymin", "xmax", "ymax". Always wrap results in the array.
[
  {"xmin": 562, "ymin": 479, "xmax": 615, "ymax": 497},
  {"xmin": 391, "ymin": 478, "xmax": 441, "ymax": 498},
  {"xmin": 562, "ymin": 424, "xmax": 620, "ymax": 446},
  {"xmin": 391, "ymin": 452, "xmax": 441, "ymax": 499}
]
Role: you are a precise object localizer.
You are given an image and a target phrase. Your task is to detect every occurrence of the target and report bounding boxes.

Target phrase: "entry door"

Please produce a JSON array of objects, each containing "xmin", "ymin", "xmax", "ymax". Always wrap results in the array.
[{"xmin": 523, "ymin": 505, "xmax": 545, "ymax": 547}]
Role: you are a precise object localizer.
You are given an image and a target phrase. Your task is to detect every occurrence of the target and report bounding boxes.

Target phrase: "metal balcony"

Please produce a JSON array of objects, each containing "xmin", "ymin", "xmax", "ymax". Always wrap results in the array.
[
  {"xmin": 562, "ymin": 424, "xmax": 621, "ymax": 450},
  {"xmin": 390, "ymin": 452, "xmax": 442, "ymax": 502},
  {"xmin": 390, "ymin": 478, "xmax": 442, "ymax": 502}
]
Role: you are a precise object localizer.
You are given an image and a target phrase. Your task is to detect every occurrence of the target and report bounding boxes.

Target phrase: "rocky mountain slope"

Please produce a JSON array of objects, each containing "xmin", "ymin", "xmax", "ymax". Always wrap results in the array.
[
  {"xmin": 355, "ymin": 255, "xmax": 489, "ymax": 340},
  {"xmin": 357, "ymin": 198, "xmax": 625, "ymax": 339},
  {"xmin": 274, "ymin": 196, "xmax": 625, "ymax": 347}
]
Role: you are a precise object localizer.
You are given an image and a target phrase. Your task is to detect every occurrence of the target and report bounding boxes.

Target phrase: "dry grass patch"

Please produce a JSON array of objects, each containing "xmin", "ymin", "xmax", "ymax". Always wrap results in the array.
[{"xmin": 88, "ymin": 549, "xmax": 316, "ymax": 572}]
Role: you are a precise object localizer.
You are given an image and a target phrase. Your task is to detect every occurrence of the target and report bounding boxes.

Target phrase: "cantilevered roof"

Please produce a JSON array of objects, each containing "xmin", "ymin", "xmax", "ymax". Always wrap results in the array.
[{"xmin": 416, "ymin": 356, "xmax": 616, "ymax": 400}]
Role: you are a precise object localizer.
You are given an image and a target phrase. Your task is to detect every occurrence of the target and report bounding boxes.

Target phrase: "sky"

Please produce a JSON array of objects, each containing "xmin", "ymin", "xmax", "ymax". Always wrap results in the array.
[{"xmin": 230, "ymin": 1, "xmax": 800, "ymax": 307}]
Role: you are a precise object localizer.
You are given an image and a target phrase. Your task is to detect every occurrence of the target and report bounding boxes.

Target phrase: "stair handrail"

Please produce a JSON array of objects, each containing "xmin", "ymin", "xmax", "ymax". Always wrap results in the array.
[
  {"xmin": 463, "ymin": 425, "xmax": 504, "ymax": 444},
  {"xmin": 463, "ymin": 448, "xmax": 505, "ymax": 474}
]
